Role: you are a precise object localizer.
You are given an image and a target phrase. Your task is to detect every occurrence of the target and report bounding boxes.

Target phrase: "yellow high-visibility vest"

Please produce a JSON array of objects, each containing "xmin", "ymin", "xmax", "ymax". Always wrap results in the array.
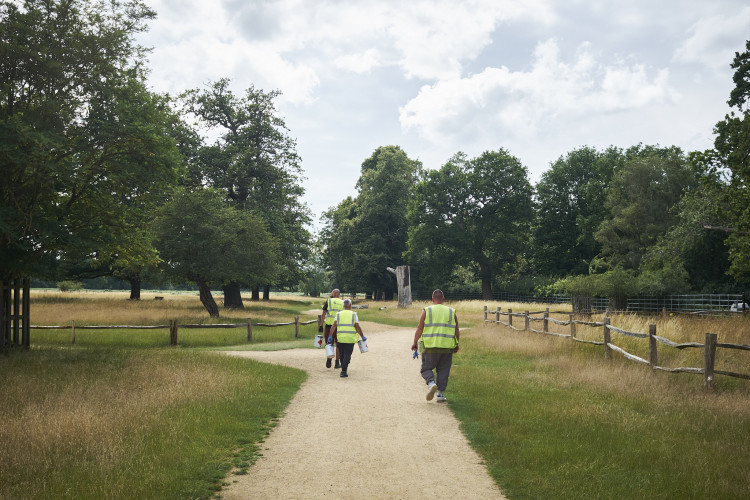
[
  {"xmin": 324, "ymin": 297, "xmax": 344, "ymax": 326},
  {"xmin": 421, "ymin": 304, "xmax": 457, "ymax": 349},
  {"xmin": 335, "ymin": 310, "xmax": 359, "ymax": 343}
]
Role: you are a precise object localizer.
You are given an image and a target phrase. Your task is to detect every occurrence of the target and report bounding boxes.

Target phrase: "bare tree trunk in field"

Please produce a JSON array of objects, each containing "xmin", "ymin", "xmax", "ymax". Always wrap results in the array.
[
  {"xmin": 223, "ymin": 282, "xmax": 244, "ymax": 309},
  {"xmin": 386, "ymin": 266, "xmax": 412, "ymax": 308},
  {"xmin": 263, "ymin": 284, "xmax": 270, "ymax": 300},
  {"xmin": 251, "ymin": 286, "xmax": 260, "ymax": 301},
  {"xmin": 197, "ymin": 281, "xmax": 220, "ymax": 317},
  {"xmin": 128, "ymin": 277, "xmax": 141, "ymax": 300}
]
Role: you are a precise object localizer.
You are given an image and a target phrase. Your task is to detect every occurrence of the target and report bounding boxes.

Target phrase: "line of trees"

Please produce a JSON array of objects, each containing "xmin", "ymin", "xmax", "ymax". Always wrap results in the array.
[
  {"xmin": 3, "ymin": 1, "xmax": 749, "ymax": 311},
  {"xmin": 318, "ymin": 40, "xmax": 750, "ymax": 302},
  {"xmin": 1, "ymin": 0, "xmax": 310, "ymax": 317}
]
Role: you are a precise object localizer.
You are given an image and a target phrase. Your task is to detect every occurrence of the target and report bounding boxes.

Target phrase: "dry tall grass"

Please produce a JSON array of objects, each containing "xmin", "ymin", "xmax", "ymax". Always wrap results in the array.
[
  {"xmin": 0, "ymin": 350, "xmax": 233, "ymax": 495},
  {"xmin": 30, "ymin": 290, "xmax": 316, "ymax": 325},
  {"xmin": 470, "ymin": 315, "xmax": 750, "ymax": 414}
]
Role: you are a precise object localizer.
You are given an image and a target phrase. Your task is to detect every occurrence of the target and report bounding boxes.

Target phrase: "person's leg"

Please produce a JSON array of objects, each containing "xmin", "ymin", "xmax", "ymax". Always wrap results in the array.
[
  {"xmin": 335, "ymin": 344, "xmax": 341, "ymax": 368},
  {"xmin": 420, "ymin": 352, "xmax": 439, "ymax": 385},
  {"xmin": 339, "ymin": 343, "xmax": 354, "ymax": 375},
  {"xmin": 324, "ymin": 325, "xmax": 333, "ymax": 368},
  {"xmin": 434, "ymin": 353, "xmax": 453, "ymax": 392}
]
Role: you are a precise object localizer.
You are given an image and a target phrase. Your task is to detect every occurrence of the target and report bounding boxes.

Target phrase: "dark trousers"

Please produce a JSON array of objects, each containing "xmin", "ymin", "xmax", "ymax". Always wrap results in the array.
[
  {"xmin": 338, "ymin": 342, "xmax": 355, "ymax": 371},
  {"xmin": 420, "ymin": 352, "xmax": 453, "ymax": 392}
]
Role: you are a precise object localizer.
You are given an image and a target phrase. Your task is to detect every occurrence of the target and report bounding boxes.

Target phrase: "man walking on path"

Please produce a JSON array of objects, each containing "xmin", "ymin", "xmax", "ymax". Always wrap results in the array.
[
  {"xmin": 411, "ymin": 289, "xmax": 459, "ymax": 402},
  {"xmin": 330, "ymin": 299, "xmax": 366, "ymax": 378},
  {"xmin": 322, "ymin": 289, "xmax": 344, "ymax": 368}
]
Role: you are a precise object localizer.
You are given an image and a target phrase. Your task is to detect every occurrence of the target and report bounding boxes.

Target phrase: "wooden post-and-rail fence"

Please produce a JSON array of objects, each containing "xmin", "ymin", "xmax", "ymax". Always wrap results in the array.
[
  {"xmin": 484, "ymin": 306, "xmax": 750, "ymax": 392},
  {"xmin": 30, "ymin": 315, "xmax": 321, "ymax": 346},
  {"xmin": 1, "ymin": 278, "xmax": 30, "ymax": 351}
]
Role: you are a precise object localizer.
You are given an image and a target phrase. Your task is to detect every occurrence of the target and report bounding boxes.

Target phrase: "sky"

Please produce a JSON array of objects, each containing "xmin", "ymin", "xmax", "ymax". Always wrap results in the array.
[{"xmin": 136, "ymin": 0, "xmax": 750, "ymax": 230}]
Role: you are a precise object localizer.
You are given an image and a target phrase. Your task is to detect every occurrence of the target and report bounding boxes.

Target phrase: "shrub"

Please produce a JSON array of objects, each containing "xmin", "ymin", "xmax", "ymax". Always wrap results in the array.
[{"xmin": 57, "ymin": 281, "xmax": 83, "ymax": 292}]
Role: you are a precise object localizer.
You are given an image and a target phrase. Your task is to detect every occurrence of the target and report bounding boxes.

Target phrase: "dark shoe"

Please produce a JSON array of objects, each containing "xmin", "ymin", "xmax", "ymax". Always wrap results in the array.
[
  {"xmin": 334, "ymin": 360, "xmax": 341, "ymax": 369},
  {"xmin": 326, "ymin": 358, "xmax": 332, "ymax": 368},
  {"xmin": 340, "ymin": 370, "xmax": 348, "ymax": 377}
]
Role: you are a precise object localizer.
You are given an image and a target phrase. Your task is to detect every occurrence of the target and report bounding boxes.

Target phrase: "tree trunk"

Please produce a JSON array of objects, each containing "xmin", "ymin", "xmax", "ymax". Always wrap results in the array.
[
  {"xmin": 128, "ymin": 277, "xmax": 141, "ymax": 300},
  {"xmin": 223, "ymin": 282, "xmax": 244, "ymax": 309},
  {"xmin": 478, "ymin": 259, "xmax": 494, "ymax": 300},
  {"xmin": 386, "ymin": 265, "xmax": 412, "ymax": 308},
  {"xmin": 384, "ymin": 289, "xmax": 394, "ymax": 301},
  {"xmin": 251, "ymin": 286, "xmax": 260, "ymax": 301},
  {"xmin": 263, "ymin": 284, "xmax": 270, "ymax": 301},
  {"xmin": 197, "ymin": 281, "xmax": 220, "ymax": 317}
]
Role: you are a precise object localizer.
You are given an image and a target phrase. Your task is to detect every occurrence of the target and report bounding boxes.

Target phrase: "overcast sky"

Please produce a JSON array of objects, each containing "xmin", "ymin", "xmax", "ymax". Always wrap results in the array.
[{"xmin": 136, "ymin": 0, "xmax": 750, "ymax": 229}]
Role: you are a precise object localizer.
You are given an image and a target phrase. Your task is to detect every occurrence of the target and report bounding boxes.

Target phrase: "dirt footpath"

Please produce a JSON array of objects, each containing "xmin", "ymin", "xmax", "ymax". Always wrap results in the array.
[{"xmin": 221, "ymin": 322, "xmax": 506, "ymax": 500}]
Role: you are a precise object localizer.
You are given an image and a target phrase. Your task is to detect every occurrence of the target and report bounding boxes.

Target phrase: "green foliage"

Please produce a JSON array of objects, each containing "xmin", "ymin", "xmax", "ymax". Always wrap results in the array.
[
  {"xmin": 321, "ymin": 146, "xmax": 421, "ymax": 296},
  {"xmin": 57, "ymin": 281, "xmax": 83, "ymax": 292},
  {"xmin": 712, "ymin": 39, "xmax": 750, "ymax": 281},
  {"xmin": 0, "ymin": 0, "xmax": 180, "ymax": 281},
  {"xmin": 407, "ymin": 149, "xmax": 534, "ymax": 299},
  {"xmin": 642, "ymin": 176, "xmax": 732, "ymax": 291},
  {"xmin": 595, "ymin": 146, "xmax": 698, "ymax": 271},
  {"xmin": 533, "ymin": 146, "xmax": 620, "ymax": 276},
  {"xmin": 153, "ymin": 188, "xmax": 278, "ymax": 309},
  {"xmin": 179, "ymin": 79, "xmax": 311, "ymax": 288},
  {"xmin": 557, "ymin": 267, "xmax": 638, "ymax": 309}
]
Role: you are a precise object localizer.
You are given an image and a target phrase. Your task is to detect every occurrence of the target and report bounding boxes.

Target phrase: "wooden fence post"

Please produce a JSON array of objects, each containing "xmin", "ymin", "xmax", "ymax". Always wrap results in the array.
[
  {"xmin": 294, "ymin": 316, "xmax": 299, "ymax": 338},
  {"xmin": 483, "ymin": 305, "xmax": 488, "ymax": 322},
  {"xmin": 247, "ymin": 318, "xmax": 253, "ymax": 342},
  {"xmin": 649, "ymin": 324, "xmax": 657, "ymax": 370},
  {"xmin": 569, "ymin": 314, "xmax": 575, "ymax": 341},
  {"xmin": 22, "ymin": 278, "xmax": 30, "ymax": 348},
  {"xmin": 13, "ymin": 279, "xmax": 20, "ymax": 345},
  {"xmin": 603, "ymin": 317, "xmax": 611, "ymax": 359},
  {"xmin": 543, "ymin": 308, "xmax": 549, "ymax": 333},
  {"xmin": 71, "ymin": 320, "xmax": 76, "ymax": 344},
  {"xmin": 524, "ymin": 310, "xmax": 529, "ymax": 331},
  {"xmin": 704, "ymin": 332, "xmax": 717, "ymax": 392},
  {"xmin": 508, "ymin": 309, "xmax": 513, "ymax": 328},
  {"xmin": 495, "ymin": 307, "xmax": 500, "ymax": 323},
  {"xmin": 170, "ymin": 319, "xmax": 178, "ymax": 346}
]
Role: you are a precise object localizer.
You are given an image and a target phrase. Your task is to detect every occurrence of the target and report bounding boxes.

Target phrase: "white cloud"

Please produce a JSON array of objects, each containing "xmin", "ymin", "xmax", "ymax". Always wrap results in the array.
[
  {"xmin": 672, "ymin": 6, "xmax": 750, "ymax": 71},
  {"xmin": 333, "ymin": 49, "xmax": 383, "ymax": 74},
  {"xmin": 399, "ymin": 39, "xmax": 673, "ymax": 145}
]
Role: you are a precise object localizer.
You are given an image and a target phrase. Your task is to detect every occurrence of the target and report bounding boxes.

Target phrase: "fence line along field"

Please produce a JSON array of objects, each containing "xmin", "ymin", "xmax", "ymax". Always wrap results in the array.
[
  {"xmin": 27, "ymin": 290, "xmax": 324, "ymax": 348},
  {"xmin": 485, "ymin": 305, "xmax": 750, "ymax": 391}
]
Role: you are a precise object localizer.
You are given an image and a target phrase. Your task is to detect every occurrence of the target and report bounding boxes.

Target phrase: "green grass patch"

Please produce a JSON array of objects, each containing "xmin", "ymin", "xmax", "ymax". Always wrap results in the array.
[
  {"xmin": 449, "ymin": 337, "xmax": 750, "ymax": 499},
  {"xmin": 0, "ymin": 347, "xmax": 305, "ymax": 500}
]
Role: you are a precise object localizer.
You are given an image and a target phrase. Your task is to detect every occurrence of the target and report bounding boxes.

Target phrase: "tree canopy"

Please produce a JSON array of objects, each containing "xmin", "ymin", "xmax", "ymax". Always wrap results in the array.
[
  {"xmin": 0, "ymin": 0, "xmax": 180, "ymax": 280},
  {"xmin": 406, "ymin": 149, "xmax": 534, "ymax": 300}
]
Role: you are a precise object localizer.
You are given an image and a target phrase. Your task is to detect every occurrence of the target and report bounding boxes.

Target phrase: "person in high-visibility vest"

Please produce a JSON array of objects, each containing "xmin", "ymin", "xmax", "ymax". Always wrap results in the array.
[
  {"xmin": 322, "ymin": 289, "xmax": 344, "ymax": 368},
  {"xmin": 411, "ymin": 289, "xmax": 460, "ymax": 402},
  {"xmin": 330, "ymin": 298, "xmax": 366, "ymax": 378}
]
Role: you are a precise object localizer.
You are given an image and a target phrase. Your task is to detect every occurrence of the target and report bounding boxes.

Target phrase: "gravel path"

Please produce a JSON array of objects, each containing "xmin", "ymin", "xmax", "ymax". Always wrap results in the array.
[{"xmin": 221, "ymin": 322, "xmax": 506, "ymax": 500}]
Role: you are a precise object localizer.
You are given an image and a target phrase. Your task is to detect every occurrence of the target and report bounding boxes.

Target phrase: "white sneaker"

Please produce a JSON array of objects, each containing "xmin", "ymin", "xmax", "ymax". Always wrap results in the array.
[
  {"xmin": 436, "ymin": 391, "xmax": 447, "ymax": 402},
  {"xmin": 426, "ymin": 382, "xmax": 438, "ymax": 401}
]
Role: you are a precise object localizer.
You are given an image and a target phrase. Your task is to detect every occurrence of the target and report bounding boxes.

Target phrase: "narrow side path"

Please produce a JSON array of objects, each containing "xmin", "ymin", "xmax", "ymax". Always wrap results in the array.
[{"xmin": 221, "ymin": 322, "xmax": 506, "ymax": 499}]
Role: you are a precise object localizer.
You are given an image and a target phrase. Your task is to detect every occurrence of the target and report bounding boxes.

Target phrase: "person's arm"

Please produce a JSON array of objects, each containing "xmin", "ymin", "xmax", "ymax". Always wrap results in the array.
[
  {"xmin": 411, "ymin": 310, "xmax": 426, "ymax": 351},
  {"xmin": 331, "ymin": 320, "xmax": 338, "ymax": 343},
  {"xmin": 453, "ymin": 313, "xmax": 460, "ymax": 353}
]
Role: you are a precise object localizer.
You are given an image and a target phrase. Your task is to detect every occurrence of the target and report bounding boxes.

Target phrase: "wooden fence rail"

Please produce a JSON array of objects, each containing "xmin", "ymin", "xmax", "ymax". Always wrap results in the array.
[
  {"xmin": 30, "ymin": 315, "xmax": 320, "ymax": 346},
  {"xmin": 484, "ymin": 306, "xmax": 750, "ymax": 391}
]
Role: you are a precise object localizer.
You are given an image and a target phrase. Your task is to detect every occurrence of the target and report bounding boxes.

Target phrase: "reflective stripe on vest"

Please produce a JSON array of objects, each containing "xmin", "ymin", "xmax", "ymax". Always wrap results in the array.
[
  {"xmin": 421, "ymin": 304, "xmax": 456, "ymax": 349},
  {"xmin": 325, "ymin": 297, "xmax": 344, "ymax": 325},
  {"xmin": 335, "ymin": 310, "xmax": 358, "ymax": 343}
]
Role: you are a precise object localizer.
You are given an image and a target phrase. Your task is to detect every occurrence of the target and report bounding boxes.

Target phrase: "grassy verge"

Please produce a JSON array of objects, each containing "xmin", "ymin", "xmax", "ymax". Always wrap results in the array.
[
  {"xmin": 12, "ymin": 292, "xmax": 750, "ymax": 498},
  {"xmin": 0, "ymin": 347, "xmax": 305, "ymax": 499},
  {"xmin": 450, "ymin": 323, "xmax": 750, "ymax": 499}
]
